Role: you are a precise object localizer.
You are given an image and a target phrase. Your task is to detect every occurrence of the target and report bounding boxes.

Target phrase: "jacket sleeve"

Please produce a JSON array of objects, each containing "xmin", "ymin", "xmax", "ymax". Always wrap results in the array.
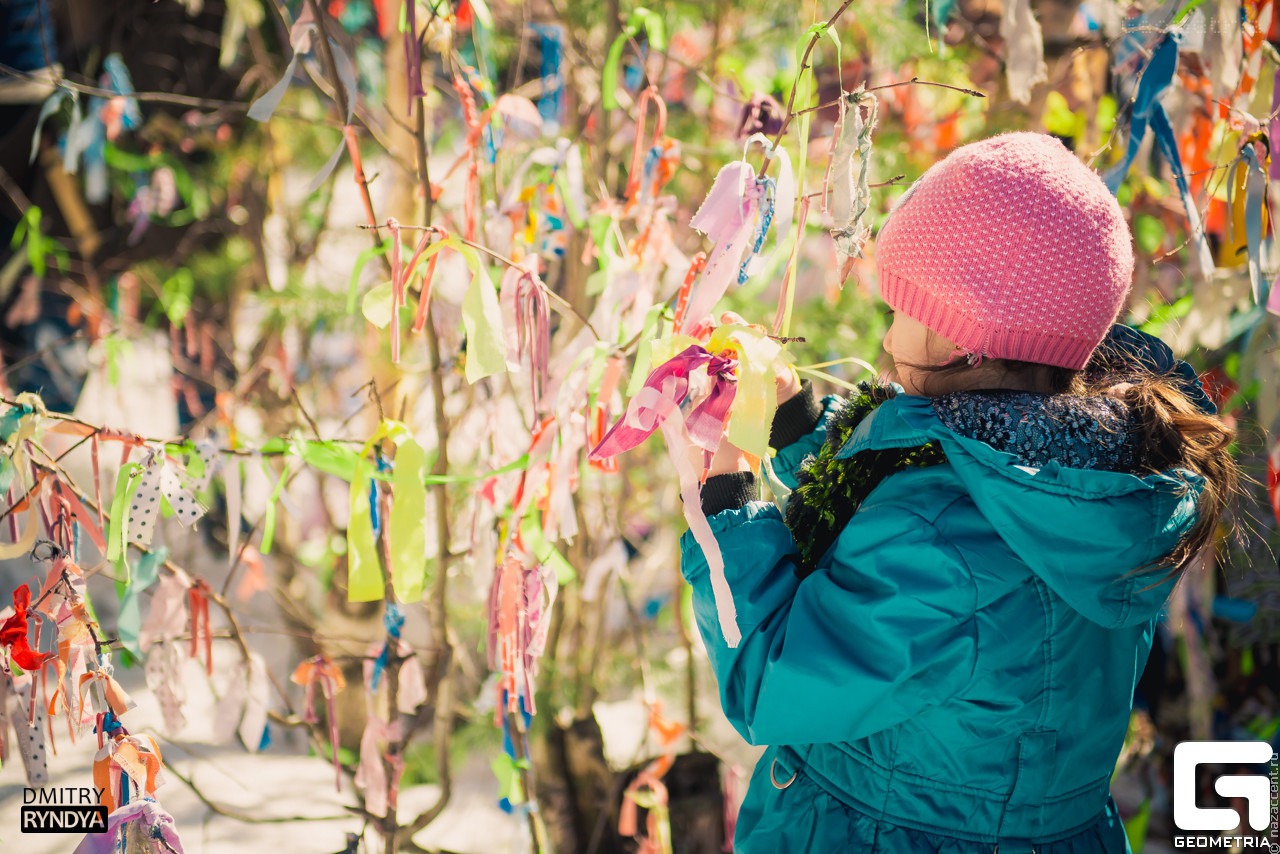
[
  {"xmin": 680, "ymin": 498, "xmax": 978, "ymax": 746},
  {"xmin": 768, "ymin": 382, "xmax": 844, "ymax": 492}
]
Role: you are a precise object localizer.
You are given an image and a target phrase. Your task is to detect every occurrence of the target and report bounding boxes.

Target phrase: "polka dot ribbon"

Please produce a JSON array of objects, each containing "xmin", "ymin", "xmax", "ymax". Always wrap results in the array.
[{"xmin": 128, "ymin": 446, "xmax": 206, "ymax": 547}]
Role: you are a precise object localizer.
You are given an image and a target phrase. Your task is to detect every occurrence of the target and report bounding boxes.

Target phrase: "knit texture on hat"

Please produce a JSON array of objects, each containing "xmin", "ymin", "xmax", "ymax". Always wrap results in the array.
[{"xmin": 875, "ymin": 132, "xmax": 1134, "ymax": 370}]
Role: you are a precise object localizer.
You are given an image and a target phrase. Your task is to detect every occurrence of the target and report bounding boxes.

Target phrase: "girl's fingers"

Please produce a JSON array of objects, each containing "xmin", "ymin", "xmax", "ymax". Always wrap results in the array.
[
  {"xmin": 717, "ymin": 312, "xmax": 799, "ymax": 401},
  {"xmin": 776, "ymin": 365, "xmax": 802, "ymax": 404}
]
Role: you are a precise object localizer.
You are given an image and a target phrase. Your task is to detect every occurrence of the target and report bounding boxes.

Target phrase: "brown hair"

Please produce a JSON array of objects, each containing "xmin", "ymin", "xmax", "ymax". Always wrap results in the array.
[{"xmin": 897, "ymin": 340, "xmax": 1238, "ymax": 579}]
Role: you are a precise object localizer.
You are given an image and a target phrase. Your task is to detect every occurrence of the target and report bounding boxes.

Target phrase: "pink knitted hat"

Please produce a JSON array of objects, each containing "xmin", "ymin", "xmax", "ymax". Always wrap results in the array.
[{"xmin": 875, "ymin": 132, "xmax": 1134, "ymax": 371}]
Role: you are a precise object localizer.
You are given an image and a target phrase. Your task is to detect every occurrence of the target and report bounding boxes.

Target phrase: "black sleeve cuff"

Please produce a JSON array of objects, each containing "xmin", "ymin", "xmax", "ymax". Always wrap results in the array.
[
  {"xmin": 700, "ymin": 472, "xmax": 757, "ymax": 515},
  {"xmin": 769, "ymin": 381, "xmax": 823, "ymax": 450}
]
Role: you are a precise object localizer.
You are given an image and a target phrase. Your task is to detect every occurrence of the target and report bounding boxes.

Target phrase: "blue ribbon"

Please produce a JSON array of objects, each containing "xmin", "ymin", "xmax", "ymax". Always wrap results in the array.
[
  {"xmin": 370, "ymin": 455, "xmax": 389, "ymax": 538},
  {"xmin": 0, "ymin": 403, "xmax": 33, "ymax": 442},
  {"xmin": 738, "ymin": 177, "xmax": 776, "ymax": 285},
  {"xmin": 1104, "ymin": 32, "xmax": 1180, "ymax": 194},
  {"xmin": 370, "ymin": 602, "xmax": 405, "ymax": 691},
  {"xmin": 532, "ymin": 25, "xmax": 564, "ymax": 126},
  {"xmin": 1211, "ymin": 595, "xmax": 1257, "ymax": 623},
  {"xmin": 1104, "ymin": 23, "xmax": 1216, "ymax": 278},
  {"xmin": 498, "ymin": 688, "xmax": 532, "ymax": 758},
  {"xmin": 96, "ymin": 710, "xmax": 124, "ymax": 737},
  {"xmin": 1238, "ymin": 144, "xmax": 1268, "ymax": 308}
]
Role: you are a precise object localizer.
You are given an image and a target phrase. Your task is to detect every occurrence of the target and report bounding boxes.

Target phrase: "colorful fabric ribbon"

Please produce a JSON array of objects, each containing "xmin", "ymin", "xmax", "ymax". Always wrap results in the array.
[
  {"xmin": 589, "ymin": 345, "xmax": 741, "ymax": 646},
  {"xmin": 187, "ymin": 579, "xmax": 213, "ymax": 676},
  {"xmin": 588, "ymin": 321, "xmax": 794, "ymax": 647},
  {"xmin": 1104, "ymin": 30, "xmax": 1214, "ymax": 281},
  {"xmin": 1, "ymin": 585, "xmax": 54, "ymax": 672},
  {"xmin": 499, "ymin": 256, "xmax": 552, "ymax": 412},
  {"xmin": 71, "ymin": 797, "xmax": 185, "ymax": 854},
  {"xmin": 246, "ymin": 4, "xmax": 358, "ymax": 194},
  {"xmin": 531, "ymin": 24, "xmax": 564, "ymax": 127},
  {"xmin": 619, "ymin": 752, "xmax": 675, "ymax": 854},
  {"xmin": 619, "ymin": 702, "xmax": 685, "ymax": 851},
  {"xmin": 682, "ymin": 142, "xmax": 789, "ymax": 333},
  {"xmin": 91, "ymin": 716, "xmax": 164, "ymax": 813},
  {"xmin": 486, "ymin": 535, "xmax": 560, "ymax": 719},
  {"xmin": 589, "ymin": 345, "xmax": 735, "ymax": 457},
  {"xmin": 826, "ymin": 89, "xmax": 877, "ymax": 284},
  {"xmin": 1000, "ymin": 0, "xmax": 1048, "ymax": 104},
  {"xmin": 355, "ymin": 713, "xmax": 403, "ymax": 818},
  {"xmin": 126, "ymin": 447, "xmax": 206, "ymax": 548},
  {"xmin": 292, "ymin": 655, "xmax": 346, "ymax": 791},
  {"xmin": 78, "ymin": 660, "xmax": 137, "ymax": 721},
  {"xmin": 1226, "ymin": 142, "xmax": 1269, "ymax": 309},
  {"xmin": 625, "ymin": 87, "xmax": 669, "ymax": 206}
]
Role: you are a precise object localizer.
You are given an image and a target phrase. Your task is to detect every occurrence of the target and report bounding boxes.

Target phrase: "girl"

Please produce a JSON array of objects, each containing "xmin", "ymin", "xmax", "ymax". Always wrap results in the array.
[{"xmin": 681, "ymin": 132, "xmax": 1236, "ymax": 853}]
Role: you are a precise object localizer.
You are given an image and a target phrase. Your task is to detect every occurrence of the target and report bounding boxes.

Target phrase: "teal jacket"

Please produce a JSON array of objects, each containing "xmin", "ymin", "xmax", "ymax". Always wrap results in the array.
[{"xmin": 680, "ymin": 387, "xmax": 1204, "ymax": 853}]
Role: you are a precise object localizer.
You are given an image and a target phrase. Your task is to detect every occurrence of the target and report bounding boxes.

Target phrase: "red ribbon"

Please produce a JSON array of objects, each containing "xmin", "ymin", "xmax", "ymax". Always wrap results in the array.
[
  {"xmin": 453, "ymin": 73, "xmax": 483, "ymax": 242},
  {"xmin": 0, "ymin": 585, "xmax": 54, "ymax": 672},
  {"xmin": 1268, "ymin": 437, "xmax": 1280, "ymax": 527},
  {"xmin": 624, "ymin": 86, "xmax": 669, "ymax": 205},
  {"xmin": 672, "ymin": 253, "xmax": 707, "ymax": 332},
  {"xmin": 407, "ymin": 228, "xmax": 445, "ymax": 334},
  {"xmin": 187, "ymin": 579, "xmax": 212, "ymax": 676}
]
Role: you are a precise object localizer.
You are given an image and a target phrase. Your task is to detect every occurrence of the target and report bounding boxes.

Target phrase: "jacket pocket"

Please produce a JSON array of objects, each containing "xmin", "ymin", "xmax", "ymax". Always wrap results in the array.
[{"xmin": 1001, "ymin": 728, "xmax": 1058, "ymax": 835}]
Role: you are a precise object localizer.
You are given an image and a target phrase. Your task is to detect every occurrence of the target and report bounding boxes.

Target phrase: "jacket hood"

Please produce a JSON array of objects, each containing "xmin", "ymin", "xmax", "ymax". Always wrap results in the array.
[{"xmin": 835, "ymin": 389, "xmax": 1203, "ymax": 628}]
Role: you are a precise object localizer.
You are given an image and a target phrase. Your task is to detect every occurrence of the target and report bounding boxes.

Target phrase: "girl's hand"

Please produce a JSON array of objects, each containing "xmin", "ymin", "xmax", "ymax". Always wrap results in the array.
[
  {"xmin": 707, "ymin": 434, "xmax": 751, "ymax": 477},
  {"xmin": 717, "ymin": 312, "xmax": 801, "ymax": 406}
]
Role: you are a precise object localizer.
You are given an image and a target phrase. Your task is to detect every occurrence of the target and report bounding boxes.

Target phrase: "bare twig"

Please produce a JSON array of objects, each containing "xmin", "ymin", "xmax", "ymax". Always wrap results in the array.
[
  {"xmin": 291, "ymin": 386, "xmax": 323, "ymax": 440},
  {"xmin": 794, "ymin": 76, "xmax": 986, "ymax": 116},
  {"xmin": 401, "ymin": 92, "xmax": 456, "ymax": 845},
  {"xmin": 768, "ymin": 0, "xmax": 859, "ymax": 155}
]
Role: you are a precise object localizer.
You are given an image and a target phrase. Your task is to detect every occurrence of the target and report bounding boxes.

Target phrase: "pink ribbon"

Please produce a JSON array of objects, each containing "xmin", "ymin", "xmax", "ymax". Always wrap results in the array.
[
  {"xmin": 683, "ymin": 161, "xmax": 759, "ymax": 333},
  {"xmin": 355, "ymin": 714, "xmax": 403, "ymax": 818},
  {"xmin": 588, "ymin": 346, "xmax": 738, "ymax": 460},
  {"xmin": 291, "ymin": 655, "xmax": 345, "ymax": 792},
  {"xmin": 587, "ymin": 347, "xmax": 744, "ymax": 646},
  {"xmin": 658, "ymin": 396, "xmax": 741, "ymax": 647},
  {"xmin": 722, "ymin": 765, "xmax": 742, "ymax": 852},
  {"xmin": 499, "ymin": 259, "xmax": 552, "ymax": 413}
]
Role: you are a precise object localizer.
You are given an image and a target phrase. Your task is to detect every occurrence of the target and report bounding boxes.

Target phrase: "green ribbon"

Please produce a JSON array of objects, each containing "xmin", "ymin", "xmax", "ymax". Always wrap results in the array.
[
  {"xmin": 454, "ymin": 237, "xmax": 509, "ymax": 383},
  {"xmin": 259, "ymin": 461, "xmax": 291, "ymax": 556},
  {"xmin": 626, "ymin": 303, "xmax": 670, "ymax": 397},
  {"xmin": 348, "ymin": 238, "xmax": 393, "ymax": 315},
  {"xmin": 389, "ymin": 438, "xmax": 429, "ymax": 602},
  {"xmin": 780, "ymin": 23, "xmax": 839, "ymax": 336},
  {"xmin": 602, "ymin": 7, "xmax": 667, "ymax": 110},
  {"xmin": 520, "ymin": 515, "xmax": 575, "ymax": 584},
  {"xmin": 107, "ymin": 463, "xmax": 141, "ymax": 566},
  {"xmin": 346, "ymin": 454, "xmax": 383, "ymax": 602},
  {"xmin": 117, "ymin": 548, "xmax": 166, "ymax": 660}
]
